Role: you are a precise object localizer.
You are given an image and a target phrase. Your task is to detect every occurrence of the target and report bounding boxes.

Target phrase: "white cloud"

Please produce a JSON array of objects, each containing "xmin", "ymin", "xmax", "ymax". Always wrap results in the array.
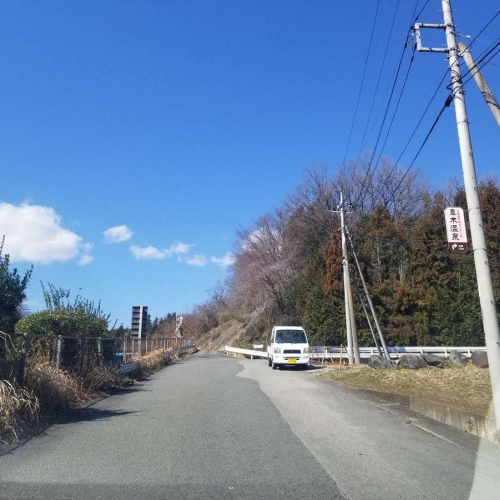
[
  {"xmin": 211, "ymin": 252, "xmax": 236, "ymax": 268},
  {"xmin": 130, "ymin": 241, "xmax": 193, "ymax": 261},
  {"xmin": 164, "ymin": 242, "xmax": 193, "ymax": 257},
  {"xmin": 0, "ymin": 202, "xmax": 89, "ymax": 264},
  {"xmin": 130, "ymin": 245, "xmax": 166, "ymax": 260},
  {"xmin": 184, "ymin": 254, "xmax": 208, "ymax": 267},
  {"xmin": 77, "ymin": 254, "xmax": 94, "ymax": 266},
  {"xmin": 103, "ymin": 225, "xmax": 133, "ymax": 244}
]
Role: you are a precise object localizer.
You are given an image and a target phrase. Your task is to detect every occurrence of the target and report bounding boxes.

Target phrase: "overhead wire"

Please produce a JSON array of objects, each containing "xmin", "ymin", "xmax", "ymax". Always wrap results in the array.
[
  {"xmin": 353, "ymin": 0, "xmax": 402, "ymax": 163},
  {"xmin": 371, "ymin": 5, "xmax": 500, "ymax": 211},
  {"xmin": 353, "ymin": 0, "xmax": 422, "ymax": 208},
  {"xmin": 462, "ymin": 8, "xmax": 500, "ymax": 52},
  {"xmin": 381, "ymin": 70, "xmax": 449, "ymax": 196},
  {"xmin": 339, "ymin": 0, "xmax": 382, "ymax": 173},
  {"xmin": 460, "ymin": 37, "xmax": 500, "ymax": 84},
  {"xmin": 387, "ymin": 95, "xmax": 452, "ymax": 207}
]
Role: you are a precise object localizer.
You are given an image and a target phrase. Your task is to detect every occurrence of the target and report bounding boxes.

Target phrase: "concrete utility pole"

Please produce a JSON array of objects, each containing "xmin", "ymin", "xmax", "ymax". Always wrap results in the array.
[
  {"xmin": 416, "ymin": 0, "xmax": 500, "ymax": 428},
  {"xmin": 339, "ymin": 192, "xmax": 360, "ymax": 364},
  {"xmin": 458, "ymin": 42, "xmax": 500, "ymax": 128},
  {"xmin": 346, "ymin": 228, "xmax": 391, "ymax": 361}
]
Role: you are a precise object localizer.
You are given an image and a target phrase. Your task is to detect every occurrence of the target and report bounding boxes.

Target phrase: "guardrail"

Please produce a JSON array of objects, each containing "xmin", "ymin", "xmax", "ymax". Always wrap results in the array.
[
  {"xmin": 224, "ymin": 344, "xmax": 487, "ymax": 363},
  {"xmin": 225, "ymin": 346, "xmax": 268, "ymax": 359},
  {"xmin": 309, "ymin": 346, "xmax": 487, "ymax": 361}
]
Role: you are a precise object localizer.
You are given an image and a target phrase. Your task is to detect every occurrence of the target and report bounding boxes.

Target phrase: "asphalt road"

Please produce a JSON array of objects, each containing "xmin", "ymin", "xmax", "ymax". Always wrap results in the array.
[{"xmin": 1, "ymin": 351, "xmax": 500, "ymax": 499}]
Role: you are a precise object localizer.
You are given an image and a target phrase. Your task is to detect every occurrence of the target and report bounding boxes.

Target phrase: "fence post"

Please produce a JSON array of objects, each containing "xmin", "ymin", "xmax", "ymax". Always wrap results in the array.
[
  {"xmin": 55, "ymin": 335, "xmax": 63, "ymax": 369},
  {"xmin": 138, "ymin": 338, "xmax": 142, "ymax": 356},
  {"xmin": 80, "ymin": 337, "xmax": 87, "ymax": 375},
  {"xmin": 97, "ymin": 337, "xmax": 102, "ymax": 362},
  {"xmin": 145, "ymin": 338, "xmax": 148, "ymax": 354},
  {"xmin": 18, "ymin": 333, "xmax": 29, "ymax": 386},
  {"xmin": 122, "ymin": 339, "xmax": 127, "ymax": 363}
]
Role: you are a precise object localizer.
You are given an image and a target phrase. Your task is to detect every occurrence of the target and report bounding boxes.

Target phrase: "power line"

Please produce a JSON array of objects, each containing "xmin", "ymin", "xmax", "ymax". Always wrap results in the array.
[
  {"xmin": 353, "ymin": 38, "xmax": 413, "ymax": 208},
  {"xmin": 374, "ymin": 7, "xmax": 500, "ymax": 209},
  {"xmin": 379, "ymin": 71, "xmax": 449, "ymax": 201},
  {"xmin": 463, "ymin": 7, "xmax": 500, "ymax": 52},
  {"xmin": 461, "ymin": 37, "xmax": 500, "ymax": 84},
  {"xmin": 371, "ymin": 46, "xmax": 416, "ymax": 177},
  {"xmin": 340, "ymin": 0, "xmax": 382, "ymax": 172},
  {"xmin": 353, "ymin": 1, "xmax": 422, "ymax": 209},
  {"xmin": 387, "ymin": 94, "xmax": 452, "ymax": 210},
  {"xmin": 353, "ymin": 0, "xmax": 402, "ymax": 162},
  {"xmin": 415, "ymin": 0, "xmax": 432, "ymax": 21}
]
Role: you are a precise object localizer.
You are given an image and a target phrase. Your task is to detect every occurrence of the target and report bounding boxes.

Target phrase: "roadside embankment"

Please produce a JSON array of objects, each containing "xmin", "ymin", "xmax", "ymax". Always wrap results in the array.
[
  {"xmin": 319, "ymin": 364, "xmax": 498, "ymax": 443},
  {"xmin": 319, "ymin": 364, "xmax": 492, "ymax": 416}
]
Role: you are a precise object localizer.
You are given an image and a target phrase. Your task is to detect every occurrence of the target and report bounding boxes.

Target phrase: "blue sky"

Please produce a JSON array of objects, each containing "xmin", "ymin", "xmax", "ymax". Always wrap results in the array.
[{"xmin": 0, "ymin": 0, "xmax": 499, "ymax": 327}]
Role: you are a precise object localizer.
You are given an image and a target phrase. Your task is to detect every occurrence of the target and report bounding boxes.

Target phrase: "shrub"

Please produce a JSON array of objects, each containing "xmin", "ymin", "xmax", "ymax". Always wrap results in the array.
[{"xmin": 15, "ymin": 309, "xmax": 108, "ymax": 338}]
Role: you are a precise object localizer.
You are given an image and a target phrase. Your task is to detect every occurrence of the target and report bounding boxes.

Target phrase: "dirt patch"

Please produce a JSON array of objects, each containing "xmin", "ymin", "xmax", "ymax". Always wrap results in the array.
[{"xmin": 319, "ymin": 364, "xmax": 493, "ymax": 417}]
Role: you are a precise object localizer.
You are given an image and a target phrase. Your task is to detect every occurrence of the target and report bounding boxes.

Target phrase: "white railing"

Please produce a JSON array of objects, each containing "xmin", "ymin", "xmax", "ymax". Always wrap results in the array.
[
  {"xmin": 309, "ymin": 346, "xmax": 487, "ymax": 360},
  {"xmin": 225, "ymin": 346, "xmax": 268, "ymax": 358},
  {"xmin": 224, "ymin": 344, "xmax": 487, "ymax": 362}
]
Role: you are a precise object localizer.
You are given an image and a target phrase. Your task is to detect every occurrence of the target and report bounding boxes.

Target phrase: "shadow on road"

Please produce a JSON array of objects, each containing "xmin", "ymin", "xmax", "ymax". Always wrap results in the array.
[
  {"xmin": 276, "ymin": 364, "xmax": 324, "ymax": 372},
  {"xmin": 52, "ymin": 407, "xmax": 139, "ymax": 425}
]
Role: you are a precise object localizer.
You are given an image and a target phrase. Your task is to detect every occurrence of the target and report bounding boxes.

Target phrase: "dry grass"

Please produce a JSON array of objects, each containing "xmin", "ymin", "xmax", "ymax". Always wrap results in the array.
[
  {"xmin": 319, "ymin": 364, "xmax": 493, "ymax": 416},
  {"xmin": 1, "ymin": 357, "xmax": 124, "ymax": 442},
  {"xmin": 24, "ymin": 360, "xmax": 90, "ymax": 414},
  {"xmin": 82, "ymin": 363, "xmax": 122, "ymax": 393},
  {"xmin": 132, "ymin": 349, "xmax": 178, "ymax": 377},
  {"xmin": 0, "ymin": 380, "xmax": 40, "ymax": 443},
  {"xmin": 1, "ymin": 347, "xmax": 187, "ymax": 443}
]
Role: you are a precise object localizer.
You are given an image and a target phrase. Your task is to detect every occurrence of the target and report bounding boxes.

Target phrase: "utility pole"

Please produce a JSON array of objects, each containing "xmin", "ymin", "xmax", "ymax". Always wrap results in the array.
[
  {"xmin": 350, "ymin": 267, "xmax": 383, "ymax": 356},
  {"xmin": 458, "ymin": 42, "xmax": 500, "ymax": 128},
  {"xmin": 346, "ymin": 228, "xmax": 391, "ymax": 361},
  {"xmin": 338, "ymin": 192, "xmax": 360, "ymax": 364},
  {"xmin": 415, "ymin": 0, "xmax": 500, "ymax": 428}
]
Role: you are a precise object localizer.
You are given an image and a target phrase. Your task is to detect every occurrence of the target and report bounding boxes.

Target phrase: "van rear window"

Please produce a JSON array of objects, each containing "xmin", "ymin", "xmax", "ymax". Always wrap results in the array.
[{"xmin": 275, "ymin": 330, "xmax": 307, "ymax": 344}]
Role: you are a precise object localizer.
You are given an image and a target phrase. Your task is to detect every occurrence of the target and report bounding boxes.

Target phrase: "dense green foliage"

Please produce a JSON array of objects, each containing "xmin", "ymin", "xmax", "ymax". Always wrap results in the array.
[
  {"xmin": 0, "ymin": 237, "xmax": 32, "ymax": 333},
  {"xmin": 15, "ymin": 283, "xmax": 112, "ymax": 337},
  {"xmin": 185, "ymin": 162, "xmax": 500, "ymax": 348},
  {"xmin": 15, "ymin": 309, "xmax": 109, "ymax": 337}
]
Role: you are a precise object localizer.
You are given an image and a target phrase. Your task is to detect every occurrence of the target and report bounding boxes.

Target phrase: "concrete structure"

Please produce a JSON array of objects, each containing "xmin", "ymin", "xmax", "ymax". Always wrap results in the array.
[{"xmin": 131, "ymin": 306, "xmax": 148, "ymax": 339}]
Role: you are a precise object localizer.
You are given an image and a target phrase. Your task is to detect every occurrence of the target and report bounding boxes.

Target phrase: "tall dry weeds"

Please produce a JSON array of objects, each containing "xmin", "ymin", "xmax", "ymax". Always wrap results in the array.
[
  {"xmin": 24, "ymin": 360, "xmax": 89, "ymax": 414},
  {"xmin": 82, "ymin": 363, "xmax": 122, "ymax": 392},
  {"xmin": 132, "ymin": 350, "xmax": 177, "ymax": 377},
  {"xmin": 0, "ymin": 380, "xmax": 40, "ymax": 443}
]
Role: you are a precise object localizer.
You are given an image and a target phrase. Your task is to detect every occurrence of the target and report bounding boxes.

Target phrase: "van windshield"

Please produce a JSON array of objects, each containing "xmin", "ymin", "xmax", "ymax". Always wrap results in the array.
[{"xmin": 275, "ymin": 329, "xmax": 307, "ymax": 344}]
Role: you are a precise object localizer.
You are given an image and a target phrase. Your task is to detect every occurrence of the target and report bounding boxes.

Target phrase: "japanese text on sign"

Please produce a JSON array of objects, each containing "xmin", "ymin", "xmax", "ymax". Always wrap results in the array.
[{"xmin": 444, "ymin": 207, "xmax": 468, "ymax": 253}]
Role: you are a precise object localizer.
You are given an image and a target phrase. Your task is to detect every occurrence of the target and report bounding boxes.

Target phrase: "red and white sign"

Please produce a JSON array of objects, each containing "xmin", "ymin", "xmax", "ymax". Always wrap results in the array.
[{"xmin": 444, "ymin": 207, "xmax": 468, "ymax": 253}]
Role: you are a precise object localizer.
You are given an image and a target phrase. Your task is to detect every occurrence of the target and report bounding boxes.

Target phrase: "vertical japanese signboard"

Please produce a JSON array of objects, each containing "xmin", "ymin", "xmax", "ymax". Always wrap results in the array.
[{"xmin": 444, "ymin": 207, "xmax": 468, "ymax": 253}]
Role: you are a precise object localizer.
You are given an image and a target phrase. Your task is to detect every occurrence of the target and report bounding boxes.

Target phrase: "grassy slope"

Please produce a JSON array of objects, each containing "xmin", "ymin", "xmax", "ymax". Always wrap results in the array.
[{"xmin": 319, "ymin": 364, "xmax": 493, "ymax": 417}]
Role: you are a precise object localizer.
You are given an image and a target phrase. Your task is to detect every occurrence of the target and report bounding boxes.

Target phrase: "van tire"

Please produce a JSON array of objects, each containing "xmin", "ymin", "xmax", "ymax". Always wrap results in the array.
[
  {"xmin": 268, "ymin": 356, "xmax": 272, "ymax": 367},
  {"xmin": 272, "ymin": 362, "xmax": 278, "ymax": 370}
]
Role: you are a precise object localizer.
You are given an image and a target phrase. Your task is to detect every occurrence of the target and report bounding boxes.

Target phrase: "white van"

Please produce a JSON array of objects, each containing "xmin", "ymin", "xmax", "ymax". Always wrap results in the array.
[{"xmin": 267, "ymin": 326, "xmax": 309, "ymax": 370}]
